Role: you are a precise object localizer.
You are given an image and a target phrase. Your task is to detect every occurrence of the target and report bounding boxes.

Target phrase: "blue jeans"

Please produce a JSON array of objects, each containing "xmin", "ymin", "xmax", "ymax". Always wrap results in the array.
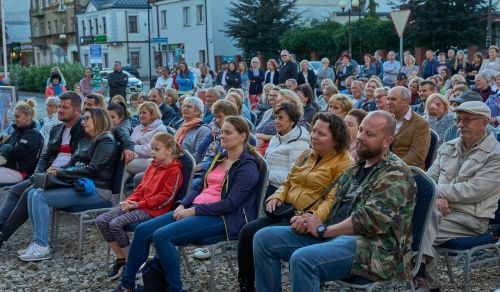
[
  {"xmin": 27, "ymin": 187, "xmax": 109, "ymax": 247},
  {"xmin": 253, "ymin": 226, "xmax": 356, "ymax": 292},
  {"xmin": 120, "ymin": 211, "xmax": 225, "ymax": 291}
]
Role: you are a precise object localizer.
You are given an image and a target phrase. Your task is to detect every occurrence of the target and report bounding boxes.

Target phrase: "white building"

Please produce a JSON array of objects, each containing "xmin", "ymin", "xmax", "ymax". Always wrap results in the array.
[
  {"xmin": 151, "ymin": 0, "xmax": 240, "ymax": 69},
  {"xmin": 76, "ymin": 0, "xmax": 150, "ymax": 77}
]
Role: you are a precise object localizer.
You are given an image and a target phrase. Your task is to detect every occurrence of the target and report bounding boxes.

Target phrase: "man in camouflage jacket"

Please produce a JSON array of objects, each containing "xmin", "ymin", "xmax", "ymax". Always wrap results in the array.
[{"xmin": 253, "ymin": 111, "xmax": 416, "ymax": 291}]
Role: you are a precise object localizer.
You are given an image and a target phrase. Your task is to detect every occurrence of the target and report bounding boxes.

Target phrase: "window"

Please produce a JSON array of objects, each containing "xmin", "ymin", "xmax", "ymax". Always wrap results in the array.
[
  {"xmin": 47, "ymin": 21, "xmax": 51, "ymax": 34},
  {"xmin": 196, "ymin": 5, "xmax": 204, "ymax": 25},
  {"xmin": 83, "ymin": 54, "xmax": 89, "ymax": 67},
  {"xmin": 54, "ymin": 20, "xmax": 58, "ymax": 34},
  {"xmin": 102, "ymin": 17, "xmax": 106, "ymax": 34},
  {"xmin": 40, "ymin": 22, "xmax": 45, "ymax": 35},
  {"xmin": 34, "ymin": 23, "xmax": 40, "ymax": 37},
  {"xmin": 182, "ymin": 7, "xmax": 190, "ymax": 26},
  {"xmin": 128, "ymin": 16, "xmax": 138, "ymax": 33},
  {"xmin": 130, "ymin": 52, "xmax": 140, "ymax": 68},
  {"xmin": 88, "ymin": 20, "xmax": 92, "ymax": 35},
  {"xmin": 70, "ymin": 17, "xmax": 74, "ymax": 31},
  {"xmin": 81, "ymin": 20, "xmax": 85, "ymax": 36},
  {"xmin": 62, "ymin": 18, "xmax": 66, "ymax": 32},
  {"xmin": 95, "ymin": 19, "xmax": 99, "ymax": 34},
  {"xmin": 161, "ymin": 10, "xmax": 167, "ymax": 28}
]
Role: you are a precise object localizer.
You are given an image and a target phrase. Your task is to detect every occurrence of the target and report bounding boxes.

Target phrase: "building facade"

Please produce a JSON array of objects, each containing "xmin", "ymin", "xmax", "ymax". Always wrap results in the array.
[
  {"xmin": 76, "ymin": 0, "xmax": 149, "ymax": 77},
  {"xmin": 30, "ymin": 0, "xmax": 79, "ymax": 65}
]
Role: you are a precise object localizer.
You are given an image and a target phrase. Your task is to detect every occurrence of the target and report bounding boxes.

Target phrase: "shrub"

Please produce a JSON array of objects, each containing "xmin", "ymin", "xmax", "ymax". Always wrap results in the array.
[{"xmin": 9, "ymin": 62, "xmax": 85, "ymax": 93}]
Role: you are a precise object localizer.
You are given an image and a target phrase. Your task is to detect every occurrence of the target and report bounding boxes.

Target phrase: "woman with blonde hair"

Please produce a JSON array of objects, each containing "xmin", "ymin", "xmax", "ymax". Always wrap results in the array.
[
  {"xmin": 400, "ymin": 54, "xmax": 419, "ymax": 77},
  {"xmin": 297, "ymin": 60, "xmax": 317, "ymax": 87},
  {"xmin": 248, "ymin": 57, "xmax": 266, "ymax": 110},
  {"xmin": 360, "ymin": 78, "xmax": 382, "ymax": 112},
  {"xmin": 452, "ymin": 50, "xmax": 469, "ymax": 75},
  {"xmin": 0, "ymin": 100, "xmax": 43, "ymax": 183},
  {"xmin": 327, "ymin": 94, "xmax": 353, "ymax": 118},
  {"xmin": 424, "ymin": 93, "xmax": 455, "ymax": 144}
]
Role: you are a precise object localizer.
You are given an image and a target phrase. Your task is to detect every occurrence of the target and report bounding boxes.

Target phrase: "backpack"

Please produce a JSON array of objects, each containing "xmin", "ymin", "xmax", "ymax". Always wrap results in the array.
[{"xmin": 134, "ymin": 256, "xmax": 168, "ymax": 292}]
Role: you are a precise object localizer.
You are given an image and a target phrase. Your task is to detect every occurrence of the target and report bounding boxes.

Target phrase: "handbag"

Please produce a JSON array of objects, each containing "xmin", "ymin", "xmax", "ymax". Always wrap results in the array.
[
  {"xmin": 265, "ymin": 175, "xmax": 341, "ymax": 221},
  {"xmin": 134, "ymin": 256, "xmax": 168, "ymax": 292},
  {"xmin": 31, "ymin": 173, "xmax": 73, "ymax": 190}
]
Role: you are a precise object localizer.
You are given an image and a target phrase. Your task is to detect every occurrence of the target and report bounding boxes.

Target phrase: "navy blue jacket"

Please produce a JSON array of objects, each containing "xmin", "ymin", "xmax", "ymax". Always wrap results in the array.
[{"xmin": 180, "ymin": 150, "xmax": 260, "ymax": 239}]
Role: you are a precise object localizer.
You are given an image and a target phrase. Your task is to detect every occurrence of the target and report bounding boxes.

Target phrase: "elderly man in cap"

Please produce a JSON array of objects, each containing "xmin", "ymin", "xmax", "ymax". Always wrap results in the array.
[
  {"xmin": 442, "ymin": 90, "xmax": 493, "ymax": 142},
  {"xmin": 414, "ymin": 101, "xmax": 500, "ymax": 291}
]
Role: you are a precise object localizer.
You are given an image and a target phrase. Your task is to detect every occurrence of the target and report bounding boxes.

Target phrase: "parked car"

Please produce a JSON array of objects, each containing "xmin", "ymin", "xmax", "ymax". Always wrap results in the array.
[
  {"xmin": 308, "ymin": 61, "xmax": 322, "ymax": 75},
  {"xmin": 122, "ymin": 65, "xmax": 141, "ymax": 79},
  {"xmin": 100, "ymin": 69, "xmax": 143, "ymax": 94}
]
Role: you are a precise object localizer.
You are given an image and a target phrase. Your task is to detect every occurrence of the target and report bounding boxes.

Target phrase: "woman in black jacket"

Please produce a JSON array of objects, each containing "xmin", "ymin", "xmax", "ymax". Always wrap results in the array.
[
  {"xmin": 18, "ymin": 107, "xmax": 119, "ymax": 262},
  {"xmin": 297, "ymin": 60, "xmax": 317, "ymax": 87},
  {"xmin": 225, "ymin": 61, "xmax": 242, "ymax": 90},
  {"xmin": 0, "ymin": 100, "xmax": 43, "ymax": 184}
]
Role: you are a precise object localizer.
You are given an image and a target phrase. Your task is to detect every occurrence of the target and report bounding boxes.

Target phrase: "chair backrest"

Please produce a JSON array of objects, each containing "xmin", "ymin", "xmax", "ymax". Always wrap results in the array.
[
  {"xmin": 176, "ymin": 149, "xmax": 196, "ymax": 201},
  {"xmin": 248, "ymin": 133, "xmax": 258, "ymax": 147},
  {"xmin": 254, "ymin": 154, "xmax": 269, "ymax": 217},
  {"xmin": 425, "ymin": 129, "xmax": 439, "ymax": 170},
  {"xmin": 112, "ymin": 159, "xmax": 126, "ymax": 195},
  {"xmin": 409, "ymin": 166, "xmax": 437, "ymax": 276}
]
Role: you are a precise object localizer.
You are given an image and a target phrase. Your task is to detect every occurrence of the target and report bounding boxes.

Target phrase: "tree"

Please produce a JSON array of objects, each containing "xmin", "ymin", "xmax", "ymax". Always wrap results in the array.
[
  {"xmin": 224, "ymin": 0, "xmax": 301, "ymax": 60},
  {"xmin": 280, "ymin": 21, "xmax": 343, "ymax": 61},
  {"xmin": 390, "ymin": 0, "xmax": 487, "ymax": 49},
  {"xmin": 366, "ymin": 0, "xmax": 378, "ymax": 19}
]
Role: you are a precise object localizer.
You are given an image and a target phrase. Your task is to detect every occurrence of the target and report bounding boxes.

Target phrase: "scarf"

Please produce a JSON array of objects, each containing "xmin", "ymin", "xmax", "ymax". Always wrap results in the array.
[{"xmin": 174, "ymin": 118, "xmax": 202, "ymax": 145}]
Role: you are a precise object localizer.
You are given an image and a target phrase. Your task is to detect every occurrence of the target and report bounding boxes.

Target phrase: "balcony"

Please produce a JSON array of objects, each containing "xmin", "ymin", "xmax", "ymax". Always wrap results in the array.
[{"xmin": 32, "ymin": 8, "xmax": 45, "ymax": 18}]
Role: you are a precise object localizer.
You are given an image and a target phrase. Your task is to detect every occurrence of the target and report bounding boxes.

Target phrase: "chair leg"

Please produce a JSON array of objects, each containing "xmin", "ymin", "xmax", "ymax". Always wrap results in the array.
[
  {"xmin": 180, "ymin": 247, "xmax": 194, "ymax": 274},
  {"xmin": 463, "ymin": 251, "xmax": 472, "ymax": 292},
  {"xmin": 77, "ymin": 214, "xmax": 84, "ymax": 260},
  {"xmin": 443, "ymin": 252, "xmax": 455, "ymax": 284},
  {"xmin": 52, "ymin": 210, "xmax": 61, "ymax": 249},
  {"xmin": 106, "ymin": 245, "xmax": 111, "ymax": 272}
]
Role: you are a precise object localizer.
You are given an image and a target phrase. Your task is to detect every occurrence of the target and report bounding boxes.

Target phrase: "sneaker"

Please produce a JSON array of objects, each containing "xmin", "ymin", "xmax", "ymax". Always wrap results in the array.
[
  {"xmin": 17, "ymin": 242, "xmax": 36, "ymax": 256},
  {"xmin": 193, "ymin": 247, "xmax": 212, "ymax": 259},
  {"xmin": 18, "ymin": 243, "xmax": 51, "ymax": 262},
  {"xmin": 414, "ymin": 276, "xmax": 431, "ymax": 292},
  {"xmin": 108, "ymin": 259, "xmax": 126, "ymax": 280}
]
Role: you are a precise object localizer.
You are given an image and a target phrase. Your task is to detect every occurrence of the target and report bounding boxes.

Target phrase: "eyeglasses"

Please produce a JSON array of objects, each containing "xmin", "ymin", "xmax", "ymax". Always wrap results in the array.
[
  {"xmin": 82, "ymin": 115, "xmax": 92, "ymax": 122},
  {"xmin": 281, "ymin": 55, "xmax": 288, "ymax": 57},
  {"xmin": 455, "ymin": 116, "xmax": 484, "ymax": 124},
  {"xmin": 268, "ymin": 94, "xmax": 279, "ymax": 97}
]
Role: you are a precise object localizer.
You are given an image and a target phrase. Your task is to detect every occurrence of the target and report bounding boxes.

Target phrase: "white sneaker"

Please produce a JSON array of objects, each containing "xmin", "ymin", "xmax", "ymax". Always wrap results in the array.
[
  {"xmin": 17, "ymin": 242, "xmax": 35, "ymax": 256},
  {"xmin": 18, "ymin": 243, "xmax": 51, "ymax": 262},
  {"xmin": 193, "ymin": 248, "xmax": 212, "ymax": 260}
]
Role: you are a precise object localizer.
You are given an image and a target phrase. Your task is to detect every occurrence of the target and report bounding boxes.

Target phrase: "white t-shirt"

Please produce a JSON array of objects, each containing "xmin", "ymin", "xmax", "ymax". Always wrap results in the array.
[{"xmin": 51, "ymin": 127, "xmax": 72, "ymax": 167}]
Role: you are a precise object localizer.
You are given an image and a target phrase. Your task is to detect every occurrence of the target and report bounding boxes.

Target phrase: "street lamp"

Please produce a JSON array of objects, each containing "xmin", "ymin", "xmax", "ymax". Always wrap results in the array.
[{"xmin": 339, "ymin": 0, "xmax": 359, "ymax": 54}]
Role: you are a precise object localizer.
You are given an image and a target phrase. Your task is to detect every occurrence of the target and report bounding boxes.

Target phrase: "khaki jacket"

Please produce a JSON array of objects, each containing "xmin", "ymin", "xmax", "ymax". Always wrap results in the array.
[
  {"xmin": 266, "ymin": 149, "xmax": 352, "ymax": 222},
  {"xmin": 392, "ymin": 111, "xmax": 430, "ymax": 170},
  {"xmin": 427, "ymin": 130, "xmax": 500, "ymax": 219}
]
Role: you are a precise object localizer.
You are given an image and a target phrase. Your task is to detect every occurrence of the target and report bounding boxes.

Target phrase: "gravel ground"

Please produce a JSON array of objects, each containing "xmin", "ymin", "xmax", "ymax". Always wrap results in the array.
[{"xmin": 0, "ymin": 187, "xmax": 498, "ymax": 292}]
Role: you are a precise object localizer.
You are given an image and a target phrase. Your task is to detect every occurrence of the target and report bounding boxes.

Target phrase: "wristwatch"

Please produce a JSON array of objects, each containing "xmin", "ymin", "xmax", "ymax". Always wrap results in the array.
[{"xmin": 316, "ymin": 224, "xmax": 327, "ymax": 239}]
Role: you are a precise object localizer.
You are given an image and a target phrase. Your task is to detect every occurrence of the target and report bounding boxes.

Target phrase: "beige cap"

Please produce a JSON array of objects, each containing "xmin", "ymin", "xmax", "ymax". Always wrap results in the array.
[{"xmin": 453, "ymin": 101, "xmax": 491, "ymax": 118}]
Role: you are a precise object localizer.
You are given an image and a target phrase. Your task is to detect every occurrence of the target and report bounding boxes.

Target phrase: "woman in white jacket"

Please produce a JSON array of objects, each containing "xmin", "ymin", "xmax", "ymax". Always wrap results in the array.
[
  {"xmin": 264, "ymin": 102, "xmax": 310, "ymax": 196},
  {"xmin": 125, "ymin": 102, "xmax": 167, "ymax": 178}
]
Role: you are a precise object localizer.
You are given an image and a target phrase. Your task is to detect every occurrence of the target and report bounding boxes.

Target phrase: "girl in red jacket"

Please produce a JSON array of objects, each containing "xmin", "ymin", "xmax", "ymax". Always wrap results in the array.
[{"xmin": 96, "ymin": 132, "xmax": 183, "ymax": 280}]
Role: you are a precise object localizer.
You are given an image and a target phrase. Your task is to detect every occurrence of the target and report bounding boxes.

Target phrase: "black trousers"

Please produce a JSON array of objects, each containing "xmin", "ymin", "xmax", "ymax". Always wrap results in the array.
[
  {"xmin": 237, "ymin": 216, "xmax": 290, "ymax": 292},
  {"xmin": 0, "ymin": 179, "xmax": 33, "ymax": 241}
]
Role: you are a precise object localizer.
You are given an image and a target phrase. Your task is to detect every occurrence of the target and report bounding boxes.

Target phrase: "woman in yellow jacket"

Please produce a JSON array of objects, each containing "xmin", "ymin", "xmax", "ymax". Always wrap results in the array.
[{"xmin": 237, "ymin": 112, "xmax": 353, "ymax": 292}]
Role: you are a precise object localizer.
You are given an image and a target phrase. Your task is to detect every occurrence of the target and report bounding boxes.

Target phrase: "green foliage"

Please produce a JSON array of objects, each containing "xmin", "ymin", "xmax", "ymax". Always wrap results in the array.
[
  {"xmin": 9, "ymin": 63, "xmax": 85, "ymax": 93},
  {"xmin": 280, "ymin": 21, "xmax": 343, "ymax": 61},
  {"xmin": 281, "ymin": 18, "xmax": 399, "ymax": 61},
  {"xmin": 391, "ymin": 0, "xmax": 487, "ymax": 49},
  {"xmin": 224, "ymin": 0, "xmax": 301, "ymax": 60}
]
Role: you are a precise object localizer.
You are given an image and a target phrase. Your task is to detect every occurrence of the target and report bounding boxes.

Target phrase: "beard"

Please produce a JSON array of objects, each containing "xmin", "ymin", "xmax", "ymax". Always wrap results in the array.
[{"xmin": 356, "ymin": 140, "xmax": 384, "ymax": 160}]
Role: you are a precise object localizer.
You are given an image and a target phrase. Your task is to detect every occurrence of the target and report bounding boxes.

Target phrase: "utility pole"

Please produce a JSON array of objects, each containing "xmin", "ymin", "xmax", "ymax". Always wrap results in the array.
[
  {"xmin": 486, "ymin": 0, "xmax": 493, "ymax": 48},
  {"xmin": 1, "ymin": 0, "xmax": 8, "ymax": 79}
]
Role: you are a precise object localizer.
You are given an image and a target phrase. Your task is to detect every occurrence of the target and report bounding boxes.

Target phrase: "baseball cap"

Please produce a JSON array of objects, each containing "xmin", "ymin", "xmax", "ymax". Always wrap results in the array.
[
  {"xmin": 453, "ymin": 101, "xmax": 491, "ymax": 118},
  {"xmin": 397, "ymin": 73, "xmax": 407, "ymax": 80}
]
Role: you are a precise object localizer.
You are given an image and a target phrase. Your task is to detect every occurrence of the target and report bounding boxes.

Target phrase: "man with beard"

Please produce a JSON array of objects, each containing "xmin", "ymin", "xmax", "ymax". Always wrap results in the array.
[
  {"xmin": 253, "ymin": 111, "xmax": 416, "ymax": 291},
  {"xmin": 0, "ymin": 92, "xmax": 85, "ymax": 249},
  {"xmin": 388, "ymin": 86, "xmax": 430, "ymax": 169},
  {"xmin": 414, "ymin": 101, "xmax": 500, "ymax": 292}
]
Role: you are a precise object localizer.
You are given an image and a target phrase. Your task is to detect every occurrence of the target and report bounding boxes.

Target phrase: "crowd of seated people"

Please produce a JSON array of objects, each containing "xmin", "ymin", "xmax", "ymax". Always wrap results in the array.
[{"xmin": 0, "ymin": 48, "xmax": 499, "ymax": 292}]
